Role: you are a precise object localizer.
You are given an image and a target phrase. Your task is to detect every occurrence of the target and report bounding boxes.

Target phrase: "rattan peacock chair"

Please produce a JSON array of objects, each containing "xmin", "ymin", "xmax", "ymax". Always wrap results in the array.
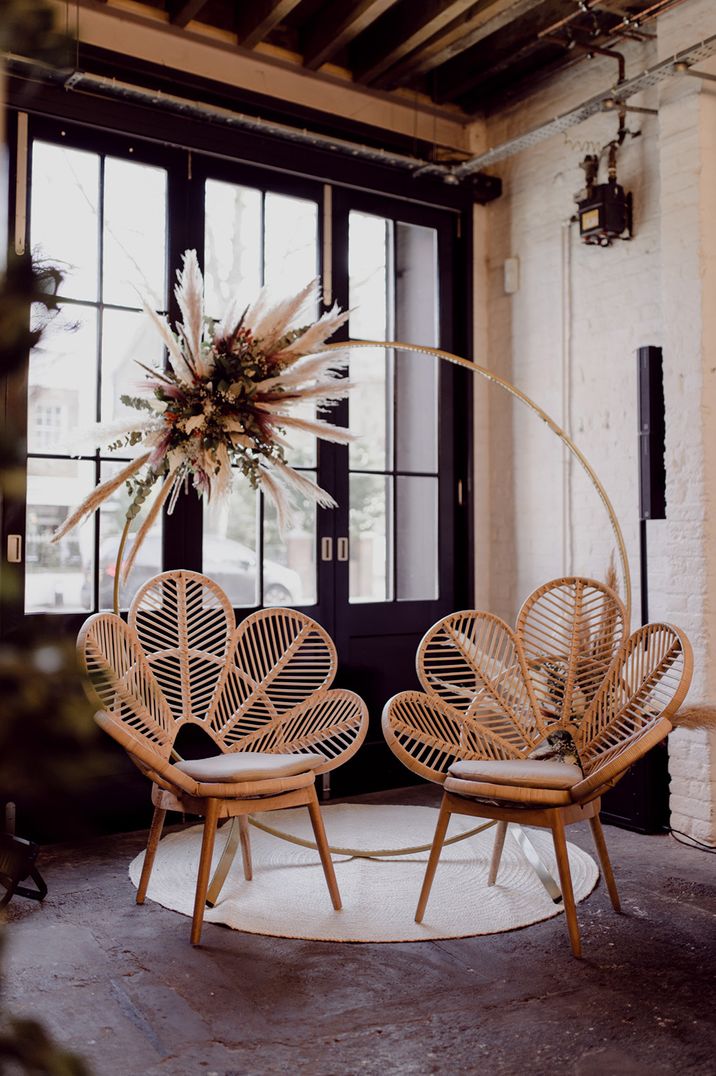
[
  {"xmin": 382, "ymin": 576, "xmax": 692, "ymax": 957},
  {"xmin": 78, "ymin": 569, "xmax": 369, "ymax": 944}
]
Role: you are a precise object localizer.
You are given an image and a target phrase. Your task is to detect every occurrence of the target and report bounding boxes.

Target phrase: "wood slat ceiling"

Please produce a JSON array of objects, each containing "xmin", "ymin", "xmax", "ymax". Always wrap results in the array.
[{"xmin": 115, "ymin": 0, "xmax": 675, "ymax": 114}]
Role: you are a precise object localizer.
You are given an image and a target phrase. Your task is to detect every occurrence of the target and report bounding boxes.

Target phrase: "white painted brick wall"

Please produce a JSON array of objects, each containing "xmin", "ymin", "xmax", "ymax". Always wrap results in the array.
[
  {"xmin": 476, "ymin": 0, "xmax": 716, "ymax": 842},
  {"xmin": 481, "ymin": 35, "xmax": 659, "ymax": 624}
]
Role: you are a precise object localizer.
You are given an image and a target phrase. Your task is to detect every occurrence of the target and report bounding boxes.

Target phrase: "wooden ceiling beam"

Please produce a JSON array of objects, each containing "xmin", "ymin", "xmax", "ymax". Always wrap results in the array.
[
  {"xmin": 432, "ymin": 0, "xmax": 568, "ymax": 102},
  {"xmin": 302, "ymin": 0, "xmax": 397, "ymax": 72},
  {"xmin": 168, "ymin": 0, "xmax": 211, "ymax": 29},
  {"xmin": 352, "ymin": 1, "xmax": 480, "ymax": 85},
  {"xmin": 373, "ymin": 0, "xmax": 553, "ymax": 88},
  {"xmin": 235, "ymin": 0, "xmax": 305, "ymax": 49}
]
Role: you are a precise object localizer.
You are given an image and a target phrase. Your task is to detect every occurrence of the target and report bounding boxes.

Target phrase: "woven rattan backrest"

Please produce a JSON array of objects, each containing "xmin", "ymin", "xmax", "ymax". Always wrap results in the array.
[
  {"xmin": 129, "ymin": 571, "xmax": 235, "ymax": 732},
  {"xmin": 77, "ymin": 613, "xmax": 174, "ymax": 759},
  {"xmin": 79, "ymin": 570, "xmax": 359, "ymax": 767},
  {"xmin": 206, "ymin": 607, "xmax": 337, "ymax": 751},
  {"xmin": 124, "ymin": 570, "xmax": 339, "ymax": 755},
  {"xmin": 516, "ymin": 577, "xmax": 626, "ymax": 732},
  {"xmin": 383, "ymin": 576, "xmax": 692, "ymax": 791},
  {"xmin": 577, "ymin": 621, "xmax": 692, "ymax": 776},
  {"xmin": 417, "ymin": 610, "xmax": 543, "ymax": 756}
]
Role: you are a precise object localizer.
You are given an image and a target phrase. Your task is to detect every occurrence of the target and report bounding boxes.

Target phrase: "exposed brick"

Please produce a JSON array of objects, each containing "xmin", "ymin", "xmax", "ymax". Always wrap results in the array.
[{"xmin": 480, "ymin": 2, "xmax": 716, "ymax": 842}]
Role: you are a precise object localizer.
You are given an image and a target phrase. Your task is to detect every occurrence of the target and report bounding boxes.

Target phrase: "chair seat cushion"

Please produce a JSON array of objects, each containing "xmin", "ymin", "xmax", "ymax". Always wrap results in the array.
[
  {"xmin": 444, "ymin": 775, "xmax": 573, "ymax": 806},
  {"xmin": 175, "ymin": 751, "xmax": 326, "ymax": 784},
  {"xmin": 448, "ymin": 758, "xmax": 583, "ymax": 790}
]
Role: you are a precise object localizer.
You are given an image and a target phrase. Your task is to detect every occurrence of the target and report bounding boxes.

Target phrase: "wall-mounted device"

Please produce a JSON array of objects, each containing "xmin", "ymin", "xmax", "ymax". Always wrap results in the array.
[
  {"xmin": 574, "ymin": 142, "xmax": 632, "ymax": 247},
  {"xmin": 637, "ymin": 345, "xmax": 666, "ymax": 522}
]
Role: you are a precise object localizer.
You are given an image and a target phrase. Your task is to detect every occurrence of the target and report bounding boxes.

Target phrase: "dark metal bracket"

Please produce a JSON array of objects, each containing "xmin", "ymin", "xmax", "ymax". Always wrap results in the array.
[{"xmin": 0, "ymin": 833, "xmax": 48, "ymax": 909}]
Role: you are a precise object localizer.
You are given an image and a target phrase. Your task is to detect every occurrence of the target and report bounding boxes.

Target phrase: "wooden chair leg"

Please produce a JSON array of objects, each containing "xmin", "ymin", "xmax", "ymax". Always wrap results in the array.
[
  {"xmin": 191, "ymin": 799, "xmax": 220, "ymax": 946},
  {"xmin": 589, "ymin": 813, "xmax": 621, "ymax": 913},
  {"xmin": 550, "ymin": 811, "xmax": 582, "ymax": 959},
  {"xmin": 487, "ymin": 821, "xmax": 508, "ymax": 887},
  {"xmin": 306, "ymin": 787, "xmax": 342, "ymax": 911},
  {"xmin": 136, "ymin": 806, "xmax": 166, "ymax": 905},
  {"xmin": 239, "ymin": 815, "xmax": 253, "ymax": 882},
  {"xmin": 206, "ymin": 817, "xmax": 240, "ymax": 908},
  {"xmin": 415, "ymin": 795, "xmax": 452, "ymax": 923}
]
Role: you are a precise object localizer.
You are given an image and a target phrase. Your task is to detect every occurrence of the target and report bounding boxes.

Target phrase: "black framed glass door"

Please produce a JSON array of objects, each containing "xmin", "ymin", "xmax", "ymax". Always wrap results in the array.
[
  {"xmin": 328, "ymin": 188, "xmax": 469, "ymax": 794},
  {"xmin": 2, "ymin": 112, "xmax": 472, "ymax": 797}
]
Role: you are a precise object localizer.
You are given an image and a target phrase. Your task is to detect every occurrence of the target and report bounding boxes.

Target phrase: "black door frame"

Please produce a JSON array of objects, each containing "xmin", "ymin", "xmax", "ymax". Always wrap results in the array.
[
  {"xmin": 327, "ymin": 185, "xmax": 474, "ymax": 793},
  {"xmin": 1, "ymin": 99, "xmax": 475, "ymax": 799}
]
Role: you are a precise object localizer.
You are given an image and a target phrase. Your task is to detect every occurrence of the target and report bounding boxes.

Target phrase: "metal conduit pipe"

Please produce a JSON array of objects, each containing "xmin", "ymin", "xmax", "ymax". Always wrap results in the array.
[
  {"xmin": 452, "ymin": 32, "xmax": 716, "ymax": 177},
  {"xmin": 7, "ymin": 30, "xmax": 716, "ymax": 188},
  {"xmin": 546, "ymin": 41, "xmax": 627, "ymax": 84},
  {"xmin": 6, "ymin": 56, "xmax": 456, "ymax": 181},
  {"xmin": 537, "ymin": 0, "xmax": 688, "ymax": 43}
]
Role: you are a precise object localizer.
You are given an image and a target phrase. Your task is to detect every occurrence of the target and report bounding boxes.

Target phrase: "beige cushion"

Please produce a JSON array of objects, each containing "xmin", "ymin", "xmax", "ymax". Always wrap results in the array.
[
  {"xmin": 175, "ymin": 751, "xmax": 326, "ymax": 784},
  {"xmin": 448, "ymin": 758, "xmax": 583, "ymax": 790},
  {"xmin": 444, "ymin": 775, "xmax": 574, "ymax": 806}
]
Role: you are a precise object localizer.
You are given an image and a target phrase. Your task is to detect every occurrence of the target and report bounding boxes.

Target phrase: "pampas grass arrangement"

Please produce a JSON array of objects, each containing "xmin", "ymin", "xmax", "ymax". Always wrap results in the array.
[{"xmin": 52, "ymin": 250, "xmax": 356, "ymax": 581}]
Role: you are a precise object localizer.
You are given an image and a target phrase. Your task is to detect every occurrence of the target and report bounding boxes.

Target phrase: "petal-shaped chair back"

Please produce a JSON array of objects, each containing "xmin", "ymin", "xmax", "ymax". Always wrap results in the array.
[
  {"xmin": 77, "ymin": 613, "xmax": 174, "ymax": 759},
  {"xmin": 516, "ymin": 577, "xmax": 626, "ymax": 733},
  {"xmin": 575, "ymin": 621, "xmax": 692, "ymax": 794},
  {"xmin": 206, "ymin": 607, "xmax": 337, "ymax": 752},
  {"xmin": 129, "ymin": 571, "xmax": 235, "ymax": 736},
  {"xmin": 417, "ymin": 610, "xmax": 543, "ymax": 758},
  {"xmin": 91, "ymin": 569, "xmax": 345, "ymax": 760}
]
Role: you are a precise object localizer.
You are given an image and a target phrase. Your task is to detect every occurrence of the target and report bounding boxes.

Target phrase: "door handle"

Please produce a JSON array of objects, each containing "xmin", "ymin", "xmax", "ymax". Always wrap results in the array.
[
  {"xmin": 320, "ymin": 537, "xmax": 333, "ymax": 562},
  {"xmin": 7, "ymin": 535, "xmax": 22, "ymax": 564},
  {"xmin": 337, "ymin": 537, "xmax": 349, "ymax": 562}
]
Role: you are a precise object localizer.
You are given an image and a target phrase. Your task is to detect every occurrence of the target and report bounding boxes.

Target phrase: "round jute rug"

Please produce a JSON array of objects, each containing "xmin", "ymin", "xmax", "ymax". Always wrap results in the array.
[{"xmin": 128, "ymin": 803, "xmax": 599, "ymax": 943}]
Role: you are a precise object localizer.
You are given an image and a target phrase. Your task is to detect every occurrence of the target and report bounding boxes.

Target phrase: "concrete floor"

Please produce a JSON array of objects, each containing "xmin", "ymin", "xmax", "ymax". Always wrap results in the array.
[{"xmin": 3, "ymin": 785, "xmax": 716, "ymax": 1076}]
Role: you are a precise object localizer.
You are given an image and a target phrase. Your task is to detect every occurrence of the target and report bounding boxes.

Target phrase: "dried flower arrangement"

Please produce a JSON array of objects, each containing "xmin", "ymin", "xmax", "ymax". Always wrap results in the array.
[{"xmin": 52, "ymin": 250, "xmax": 355, "ymax": 583}]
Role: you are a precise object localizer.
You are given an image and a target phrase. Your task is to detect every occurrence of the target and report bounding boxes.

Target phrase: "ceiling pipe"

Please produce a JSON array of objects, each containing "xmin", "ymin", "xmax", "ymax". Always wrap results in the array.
[
  {"xmin": 452, "ymin": 32, "xmax": 716, "ymax": 177},
  {"xmin": 6, "ymin": 30, "xmax": 716, "ymax": 189},
  {"xmin": 537, "ymin": 0, "xmax": 687, "ymax": 44},
  {"xmin": 548, "ymin": 40, "xmax": 627, "ymax": 83},
  {"xmin": 7, "ymin": 56, "xmax": 460, "ymax": 182}
]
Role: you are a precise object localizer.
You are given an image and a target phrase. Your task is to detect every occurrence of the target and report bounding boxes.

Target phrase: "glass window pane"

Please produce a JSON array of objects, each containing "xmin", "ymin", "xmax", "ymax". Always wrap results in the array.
[
  {"xmin": 264, "ymin": 192, "xmax": 318, "ymax": 302},
  {"xmin": 103, "ymin": 157, "xmax": 167, "ymax": 309},
  {"xmin": 396, "ymin": 476, "xmax": 438, "ymax": 601},
  {"xmin": 279, "ymin": 399, "xmax": 318, "ymax": 470},
  {"xmin": 394, "ymin": 350, "xmax": 438, "ymax": 474},
  {"xmin": 204, "ymin": 481, "xmax": 259, "ymax": 607},
  {"xmin": 204, "ymin": 180, "xmax": 262, "ymax": 320},
  {"xmin": 348, "ymin": 346, "xmax": 391, "ymax": 473},
  {"xmin": 348, "ymin": 213, "xmax": 391, "ymax": 471},
  {"xmin": 263, "ymin": 477, "xmax": 316, "ymax": 607},
  {"xmin": 25, "ymin": 459, "xmax": 95, "ymax": 613},
  {"xmin": 98, "ymin": 461, "xmax": 163, "ymax": 610},
  {"xmin": 395, "ymin": 222, "xmax": 439, "ymax": 474},
  {"xmin": 27, "ymin": 305, "xmax": 98, "ymax": 455},
  {"xmin": 30, "ymin": 141, "xmax": 100, "ymax": 302},
  {"xmin": 101, "ymin": 308, "xmax": 164, "ymax": 451},
  {"xmin": 349, "ymin": 212, "xmax": 390, "ymax": 338},
  {"xmin": 264, "ymin": 194, "xmax": 320, "ymax": 469},
  {"xmin": 349, "ymin": 473, "xmax": 392, "ymax": 603}
]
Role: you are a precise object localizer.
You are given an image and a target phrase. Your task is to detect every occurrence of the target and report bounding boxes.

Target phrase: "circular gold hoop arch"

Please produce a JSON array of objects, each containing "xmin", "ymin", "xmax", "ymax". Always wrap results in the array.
[
  {"xmin": 325, "ymin": 339, "xmax": 632, "ymax": 624},
  {"xmin": 111, "ymin": 338, "xmax": 631, "ymax": 870}
]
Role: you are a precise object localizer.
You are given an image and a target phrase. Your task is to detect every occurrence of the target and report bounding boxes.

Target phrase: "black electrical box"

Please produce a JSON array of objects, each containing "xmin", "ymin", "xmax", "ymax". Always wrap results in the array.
[{"xmin": 578, "ymin": 180, "xmax": 632, "ymax": 245}]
